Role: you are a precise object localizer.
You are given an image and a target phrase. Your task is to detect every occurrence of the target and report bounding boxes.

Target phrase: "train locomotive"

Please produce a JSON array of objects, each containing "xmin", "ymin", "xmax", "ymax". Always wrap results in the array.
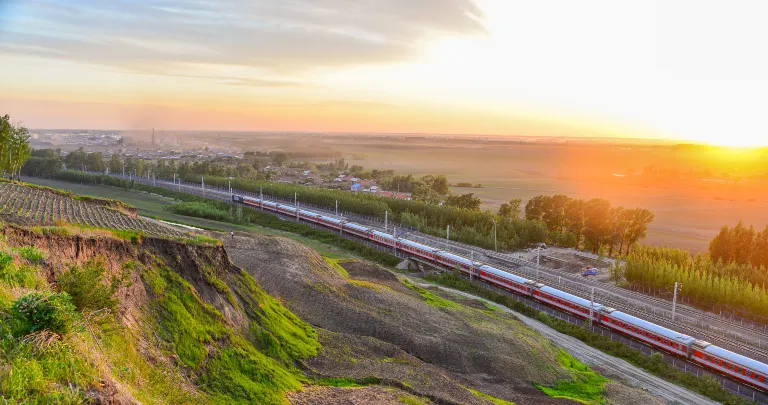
[{"xmin": 233, "ymin": 193, "xmax": 768, "ymax": 390}]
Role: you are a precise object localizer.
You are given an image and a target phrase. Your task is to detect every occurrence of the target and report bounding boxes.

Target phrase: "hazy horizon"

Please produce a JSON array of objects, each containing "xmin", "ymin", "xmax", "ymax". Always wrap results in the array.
[{"xmin": 2, "ymin": 1, "xmax": 768, "ymax": 146}]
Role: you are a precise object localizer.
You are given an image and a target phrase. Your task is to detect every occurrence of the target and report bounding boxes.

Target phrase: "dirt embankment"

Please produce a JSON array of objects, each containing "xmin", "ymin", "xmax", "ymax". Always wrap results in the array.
[
  {"xmin": 226, "ymin": 234, "xmax": 662, "ymax": 405},
  {"xmin": 2, "ymin": 225, "xmax": 245, "ymax": 332}
]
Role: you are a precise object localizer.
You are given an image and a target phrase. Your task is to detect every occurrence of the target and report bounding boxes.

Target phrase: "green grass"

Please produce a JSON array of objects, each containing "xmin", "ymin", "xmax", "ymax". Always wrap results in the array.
[
  {"xmin": 401, "ymin": 278, "xmax": 458, "ymax": 309},
  {"xmin": 535, "ymin": 350, "xmax": 606, "ymax": 404},
  {"xmin": 313, "ymin": 377, "xmax": 382, "ymax": 387},
  {"xmin": 167, "ymin": 201, "xmax": 232, "ymax": 222},
  {"xmin": 398, "ymin": 395, "xmax": 431, "ymax": 405},
  {"xmin": 143, "ymin": 265, "xmax": 227, "ymax": 368},
  {"xmin": 141, "ymin": 262, "xmax": 321, "ymax": 405},
  {"xmin": 466, "ymin": 387, "xmax": 516, "ymax": 405}
]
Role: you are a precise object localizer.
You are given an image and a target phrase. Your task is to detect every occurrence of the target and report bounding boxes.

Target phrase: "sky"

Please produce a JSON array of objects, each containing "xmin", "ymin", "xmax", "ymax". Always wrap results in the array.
[{"xmin": 0, "ymin": 0, "xmax": 767, "ymax": 146}]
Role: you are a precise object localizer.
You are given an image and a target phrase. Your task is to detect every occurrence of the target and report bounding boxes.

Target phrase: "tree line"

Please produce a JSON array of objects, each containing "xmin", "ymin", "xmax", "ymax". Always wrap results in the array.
[
  {"xmin": 524, "ymin": 195, "xmax": 654, "ymax": 255},
  {"xmin": 619, "ymin": 245, "xmax": 768, "ymax": 321},
  {"xmin": 709, "ymin": 221, "xmax": 768, "ymax": 270},
  {"xmin": 176, "ymin": 174, "xmax": 547, "ymax": 251},
  {"xmin": 0, "ymin": 115, "xmax": 31, "ymax": 180}
]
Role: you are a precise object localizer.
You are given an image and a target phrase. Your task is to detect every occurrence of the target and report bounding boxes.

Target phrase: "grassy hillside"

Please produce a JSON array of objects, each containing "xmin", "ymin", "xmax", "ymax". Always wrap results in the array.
[{"xmin": 0, "ymin": 224, "xmax": 319, "ymax": 404}]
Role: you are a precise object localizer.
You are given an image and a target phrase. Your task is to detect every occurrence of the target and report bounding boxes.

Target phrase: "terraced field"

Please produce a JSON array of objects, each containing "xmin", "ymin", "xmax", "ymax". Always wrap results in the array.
[{"xmin": 0, "ymin": 181, "xmax": 186, "ymax": 237}]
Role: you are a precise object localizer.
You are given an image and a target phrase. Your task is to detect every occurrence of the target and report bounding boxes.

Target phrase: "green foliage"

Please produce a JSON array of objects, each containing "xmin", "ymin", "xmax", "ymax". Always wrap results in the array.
[
  {"xmin": 424, "ymin": 272, "xmax": 754, "ymax": 405},
  {"xmin": 0, "ymin": 252, "xmax": 37, "ymax": 289},
  {"xmin": 0, "ymin": 114, "xmax": 31, "ymax": 180},
  {"xmin": 57, "ymin": 259, "xmax": 122, "ymax": 312},
  {"xmin": 710, "ymin": 222, "xmax": 768, "ymax": 269},
  {"xmin": 199, "ymin": 344, "xmax": 303, "ymax": 405},
  {"xmin": 401, "ymin": 278, "xmax": 458, "ymax": 308},
  {"xmin": 444, "ymin": 193, "xmax": 482, "ymax": 210},
  {"xmin": 0, "ymin": 335, "xmax": 97, "ymax": 403},
  {"xmin": 15, "ymin": 246, "xmax": 46, "ymax": 262},
  {"xmin": 168, "ymin": 201, "xmax": 232, "ymax": 222},
  {"xmin": 233, "ymin": 269, "xmax": 320, "ymax": 365},
  {"xmin": 525, "ymin": 194, "xmax": 653, "ymax": 255},
  {"xmin": 466, "ymin": 387, "xmax": 516, "ymax": 405},
  {"xmin": 109, "ymin": 229, "xmax": 144, "ymax": 243},
  {"xmin": 624, "ymin": 244, "xmax": 768, "ymax": 320},
  {"xmin": 314, "ymin": 377, "xmax": 381, "ymax": 387},
  {"xmin": 10, "ymin": 292, "xmax": 77, "ymax": 336},
  {"xmin": 143, "ymin": 265, "xmax": 226, "ymax": 368},
  {"xmin": 535, "ymin": 350, "xmax": 606, "ymax": 404}
]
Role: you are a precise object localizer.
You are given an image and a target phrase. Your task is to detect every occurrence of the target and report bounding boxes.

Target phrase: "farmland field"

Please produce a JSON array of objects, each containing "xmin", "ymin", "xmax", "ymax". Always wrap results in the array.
[
  {"xmin": 0, "ymin": 181, "xmax": 186, "ymax": 237},
  {"xmin": 185, "ymin": 132, "xmax": 768, "ymax": 253},
  {"xmin": 20, "ymin": 177, "xmax": 357, "ymax": 258}
]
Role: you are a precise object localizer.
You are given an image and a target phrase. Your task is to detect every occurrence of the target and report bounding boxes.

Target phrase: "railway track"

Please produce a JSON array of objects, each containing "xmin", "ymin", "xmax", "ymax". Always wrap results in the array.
[
  {"xmin": 480, "ymin": 254, "xmax": 768, "ymax": 362},
  {"xmin": 110, "ymin": 174, "xmax": 768, "ymax": 362}
]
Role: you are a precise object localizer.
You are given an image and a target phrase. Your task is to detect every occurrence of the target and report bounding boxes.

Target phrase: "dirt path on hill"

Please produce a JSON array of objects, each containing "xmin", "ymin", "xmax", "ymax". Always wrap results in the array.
[{"xmin": 421, "ymin": 282, "xmax": 720, "ymax": 405}]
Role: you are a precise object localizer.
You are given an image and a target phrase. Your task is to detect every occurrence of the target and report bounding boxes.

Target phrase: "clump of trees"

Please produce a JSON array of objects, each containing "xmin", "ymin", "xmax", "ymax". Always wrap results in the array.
[
  {"xmin": 620, "ymin": 245, "xmax": 768, "ymax": 320},
  {"xmin": 0, "ymin": 114, "xmax": 31, "ymax": 180},
  {"xmin": 709, "ymin": 221, "xmax": 768, "ymax": 270},
  {"xmin": 524, "ymin": 195, "xmax": 654, "ymax": 255},
  {"xmin": 20, "ymin": 149, "xmax": 63, "ymax": 178}
]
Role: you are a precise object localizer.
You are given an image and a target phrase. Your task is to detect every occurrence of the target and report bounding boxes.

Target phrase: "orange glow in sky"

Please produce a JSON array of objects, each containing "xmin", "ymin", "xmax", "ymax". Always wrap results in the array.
[{"xmin": 0, "ymin": 0, "xmax": 767, "ymax": 146}]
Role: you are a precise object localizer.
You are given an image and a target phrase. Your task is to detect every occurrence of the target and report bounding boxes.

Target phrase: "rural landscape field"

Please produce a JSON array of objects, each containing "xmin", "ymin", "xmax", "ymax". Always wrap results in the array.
[
  {"xmin": 182, "ymin": 131, "xmax": 768, "ymax": 253},
  {"xmin": 4, "ymin": 1, "xmax": 768, "ymax": 404}
]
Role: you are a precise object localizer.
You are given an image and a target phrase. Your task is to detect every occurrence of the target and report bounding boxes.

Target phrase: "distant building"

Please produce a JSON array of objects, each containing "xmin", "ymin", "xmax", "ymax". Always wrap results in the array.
[{"xmin": 350, "ymin": 183, "xmax": 361, "ymax": 192}]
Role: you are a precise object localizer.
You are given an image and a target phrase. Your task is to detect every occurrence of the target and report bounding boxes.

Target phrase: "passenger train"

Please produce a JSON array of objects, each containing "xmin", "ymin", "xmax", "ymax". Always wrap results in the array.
[{"xmin": 233, "ymin": 194, "xmax": 768, "ymax": 390}]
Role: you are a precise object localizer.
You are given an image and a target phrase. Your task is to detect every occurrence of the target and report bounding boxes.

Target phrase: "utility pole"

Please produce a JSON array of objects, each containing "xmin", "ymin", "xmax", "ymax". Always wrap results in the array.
[
  {"xmin": 228, "ymin": 180, "xmax": 231, "ymax": 194},
  {"xmin": 589, "ymin": 287, "xmax": 595, "ymax": 327},
  {"xmin": 446, "ymin": 224, "xmax": 450, "ymax": 241},
  {"xmin": 335, "ymin": 200, "xmax": 338, "ymax": 216},
  {"xmin": 202, "ymin": 177, "xmax": 205, "ymax": 197},
  {"xmin": 672, "ymin": 282, "xmax": 681, "ymax": 322},
  {"xmin": 537, "ymin": 247, "xmax": 542, "ymax": 267},
  {"xmin": 295, "ymin": 192, "xmax": 299, "ymax": 221},
  {"xmin": 260, "ymin": 186, "xmax": 263, "ymax": 209},
  {"xmin": 492, "ymin": 219, "xmax": 497, "ymax": 252},
  {"xmin": 153, "ymin": 174, "xmax": 156, "ymax": 187},
  {"xmin": 385, "ymin": 211, "xmax": 388, "ymax": 233}
]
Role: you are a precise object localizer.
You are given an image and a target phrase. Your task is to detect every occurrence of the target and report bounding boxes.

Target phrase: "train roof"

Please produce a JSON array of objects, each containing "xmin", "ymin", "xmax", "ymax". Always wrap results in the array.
[
  {"xmin": 539, "ymin": 286, "xmax": 602, "ymax": 310},
  {"xmin": 436, "ymin": 251, "xmax": 473, "ymax": 265},
  {"xmin": 608, "ymin": 311, "xmax": 695, "ymax": 344},
  {"xmin": 398, "ymin": 238, "xmax": 435, "ymax": 252},
  {"xmin": 344, "ymin": 222, "xmax": 368, "ymax": 231},
  {"xmin": 702, "ymin": 344, "xmax": 768, "ymax": 374},
  {"xmin": 371, "ymin": 230, "xmax": 395, "ymax": 239},
  {"xmin": 478, "ymin": 265, "xmax": 529, "ymax": 284}
]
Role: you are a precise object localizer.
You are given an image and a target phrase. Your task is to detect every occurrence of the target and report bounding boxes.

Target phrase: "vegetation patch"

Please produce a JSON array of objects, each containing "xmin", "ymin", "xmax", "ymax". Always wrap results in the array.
[
  {"xmin": 314, "ymin": 376, "xmax": 381, "ymax": 387},
  {"xmin": 323, "ymin": 256, "xmax": 351, "ymax": 278},
  {"xmin": 401, "ymin": 278, "xmax": 458, "ymax": 309},
  {"xmin": 168, "ymin": 201, "xmax": 233, "ymax": 222},
  {"xmin": 535, "ymin": 350, "xmax": 606, "ymax": 404},
  {"xmin": 466, "ymin": 387, "xmax": 516, "ymax": 405},
  {"xmin": 202, "ymin": 264, "xmax": 237, "ymax": 305},
  {"xmin": 57, "ymin": 259, "xmax": 123, "ymax": 312},
  {"xmin": 0, "ymin": 252, "xmax": 37, "ymax": 289},
  {"xmin": 143, "ymin": 265, "xmax": 227, "ymax": 368}
]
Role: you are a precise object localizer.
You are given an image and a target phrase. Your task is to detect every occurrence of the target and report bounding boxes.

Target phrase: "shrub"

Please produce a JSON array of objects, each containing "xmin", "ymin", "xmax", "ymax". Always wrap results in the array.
[
  {"xmin": 11, "ymin": 292, "xmax": 77, "ymax": 336},
  {"xmin": 15, "ymin": 246, "xmax": 47, "ymax": 262},
  {"xmin": 57, "ymin": 259, "xmax": 121, "ymax": 312},
  {"xmin": 167, "ymin": 202, "xmax": 231, "ymax": 222}
]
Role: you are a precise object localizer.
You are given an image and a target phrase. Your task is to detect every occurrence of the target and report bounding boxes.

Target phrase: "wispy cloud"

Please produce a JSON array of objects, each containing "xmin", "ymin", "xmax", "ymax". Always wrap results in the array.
[{"xmin": 0, "ymin": 0, "xmax": 485, "ymax": 82}]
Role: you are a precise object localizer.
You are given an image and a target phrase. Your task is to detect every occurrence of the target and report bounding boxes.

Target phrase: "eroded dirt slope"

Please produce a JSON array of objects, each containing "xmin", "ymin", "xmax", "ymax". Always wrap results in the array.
[{"xmin": 227, "ymin": 234, "xmax": 654, "ymax": 405}]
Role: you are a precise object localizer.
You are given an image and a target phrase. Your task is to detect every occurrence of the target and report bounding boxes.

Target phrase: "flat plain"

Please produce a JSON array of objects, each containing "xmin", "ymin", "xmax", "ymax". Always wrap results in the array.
[{"xmin": 194, "ymin": 132, "xmax": 768, "ymax": 253}]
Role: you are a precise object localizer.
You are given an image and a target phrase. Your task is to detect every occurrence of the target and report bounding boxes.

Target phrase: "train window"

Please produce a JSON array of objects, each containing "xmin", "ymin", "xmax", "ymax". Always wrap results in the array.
[{"xmin": 760, "ymin": 375, "xmax": 764, "ymax": 382}]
